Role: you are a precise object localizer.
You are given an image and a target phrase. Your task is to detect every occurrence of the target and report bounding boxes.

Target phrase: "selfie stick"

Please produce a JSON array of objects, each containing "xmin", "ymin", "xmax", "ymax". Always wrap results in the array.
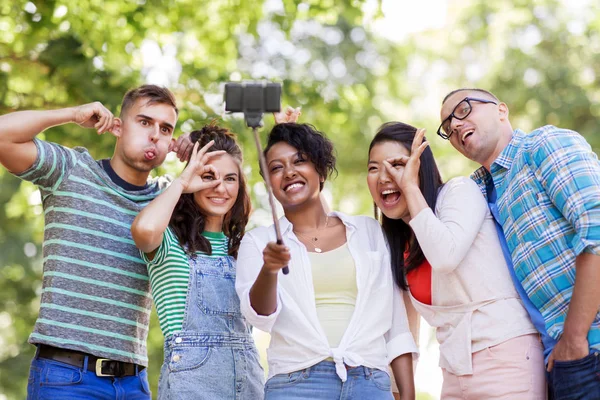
[{"xmin": 244, "ymin": 114, "xmax": 289, "ymax": 275}]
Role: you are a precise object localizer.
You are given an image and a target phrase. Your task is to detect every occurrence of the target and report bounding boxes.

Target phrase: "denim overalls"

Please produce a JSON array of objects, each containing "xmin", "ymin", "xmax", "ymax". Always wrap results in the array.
[{"xmin": 158, "ymin": 254, "xmax": 264, "ymax": 400}]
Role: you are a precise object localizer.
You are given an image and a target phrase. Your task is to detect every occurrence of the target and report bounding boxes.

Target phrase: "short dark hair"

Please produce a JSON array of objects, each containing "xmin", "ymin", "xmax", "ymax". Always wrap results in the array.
[
  {"xmin": 263, "ymin": 123, "xmax": 337, "ymax": 191},
  {"xmin": 369, "ymin": 122, "xmax": 444, "ymax": 291},
  {"xmin": 442, "ymin": 88, "xmax": 499, "ymax": 105},
  {"xmin": 169, "ymin": 123, "xmax": 251, "ymax": 259},
  {"xmin": 120, "ymin": 84, "xmax": 178, "ymax": 117}
]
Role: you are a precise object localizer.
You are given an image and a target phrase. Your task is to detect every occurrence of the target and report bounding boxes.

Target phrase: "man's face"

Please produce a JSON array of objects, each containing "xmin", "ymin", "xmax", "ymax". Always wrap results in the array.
[
  {"xmin": 115, "ymin": 99, "xmax": 178, "ymax": 172},
  {"xmin": 440, "ymin": 91, "xmax": 502, "ymax": 165}
]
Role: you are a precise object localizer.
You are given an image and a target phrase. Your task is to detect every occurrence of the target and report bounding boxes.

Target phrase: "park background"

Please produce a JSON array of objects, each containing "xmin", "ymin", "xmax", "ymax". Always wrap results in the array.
[{"xmin": 1, "ymin": 0, "xmax": 599, "ymax": 398}]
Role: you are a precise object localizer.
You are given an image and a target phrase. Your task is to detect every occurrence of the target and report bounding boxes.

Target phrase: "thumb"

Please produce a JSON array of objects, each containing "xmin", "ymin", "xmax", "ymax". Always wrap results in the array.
[
  {"xmin": 204, "ymin": 179, "xmax": 222, "ymax": 188},
  {"xmin": 546, "ymin": 354, "xmax": 554, "ymax": 372}
]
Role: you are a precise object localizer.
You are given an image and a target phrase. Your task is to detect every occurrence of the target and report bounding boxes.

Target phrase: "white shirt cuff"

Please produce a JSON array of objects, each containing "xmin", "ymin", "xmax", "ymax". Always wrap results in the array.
[
  {"xmin": 387, "ymin": 331, "xmax": 419, "ymax": 362},
  {"xmin": 240, "ymin": 290, "xmax": 282, "ymax": 333}
]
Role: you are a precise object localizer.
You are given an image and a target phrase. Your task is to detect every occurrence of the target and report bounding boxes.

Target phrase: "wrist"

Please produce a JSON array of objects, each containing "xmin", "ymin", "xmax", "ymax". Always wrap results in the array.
[
  {"xmin": 261, "ymin": 265, "xmax": 281, "ymax": 276},
  {"xmin": 401, "ymin": 184, "xmax": 421, "ymax": 196},
  {"xmin": 172, "ymin": 177, "xmax": 187, "ymax": 193},
  {"xmin": 562, "ymin": 325, "xmax": 589, "ymax": 341},
  {"xmin": 66, "ymin": 106, "xmax": 78, "ymax": 124}
]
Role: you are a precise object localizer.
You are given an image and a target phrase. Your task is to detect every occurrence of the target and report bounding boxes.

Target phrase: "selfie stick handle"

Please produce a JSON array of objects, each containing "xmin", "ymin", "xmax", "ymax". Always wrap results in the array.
[{"xmin": 251, "ymin": 126, "xmax": 289, "ymax": 275}]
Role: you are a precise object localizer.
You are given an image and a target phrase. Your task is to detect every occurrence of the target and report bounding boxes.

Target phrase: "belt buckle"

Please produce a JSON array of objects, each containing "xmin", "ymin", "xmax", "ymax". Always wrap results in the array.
[{"xmin": 95, "ymin": 359, "xmax": 114, "ymax": 377}]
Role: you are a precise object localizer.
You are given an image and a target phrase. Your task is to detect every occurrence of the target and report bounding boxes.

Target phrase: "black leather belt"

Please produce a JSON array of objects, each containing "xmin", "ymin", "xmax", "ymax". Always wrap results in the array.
[{"xmin": 37, "ymin": 345, "xmax": 145, "ymax": 377}]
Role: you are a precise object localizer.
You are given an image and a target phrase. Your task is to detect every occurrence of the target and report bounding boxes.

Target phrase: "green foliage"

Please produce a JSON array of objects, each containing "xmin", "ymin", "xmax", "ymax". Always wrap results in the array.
[{"xmin": 1, "ymin": 0, "xmax": 600, "ymax": 398}]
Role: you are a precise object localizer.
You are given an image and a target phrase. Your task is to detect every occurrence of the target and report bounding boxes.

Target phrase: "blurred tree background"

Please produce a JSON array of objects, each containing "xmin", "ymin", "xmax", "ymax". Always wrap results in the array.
[{"xmin": 1, "ymin": 0, "xmax": 599, "ymax": 398}]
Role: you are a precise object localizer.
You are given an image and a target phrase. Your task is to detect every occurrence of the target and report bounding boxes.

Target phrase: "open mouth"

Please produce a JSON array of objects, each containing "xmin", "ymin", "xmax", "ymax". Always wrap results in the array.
[
  {"xmin": 284, "ymin": 182, "xmax": 305, "ymax": 192},
  {"xmin": 461, "ymin": 129, "xmax": 474, "ymax": 145},
  {"xmin": 380, "ymin": 189, "xmax": 401, "ymax": 206}
]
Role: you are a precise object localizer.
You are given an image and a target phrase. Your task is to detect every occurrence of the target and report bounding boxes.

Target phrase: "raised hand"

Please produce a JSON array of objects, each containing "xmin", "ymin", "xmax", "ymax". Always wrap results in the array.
[
  {"xmin": 262, "ymin": 241, "xmax": 291, "ymax": 274},
  {"xmin": 383, "ymin": 128, "xmax": 429, "ymax": 192},
  {"xmin": 273, "ymin": 106, "xmax": 302, "ymax": 124},
  {"xmin": 177, "ymin": 140, "xmax": 226, "ymax": 194},
  {"xmin": 73, "ymin": 102, "xmax": 115, "ymax": 135},
  {"xmin": 171, "ymin": 132, "xmax": 194, "ymax": 162}
]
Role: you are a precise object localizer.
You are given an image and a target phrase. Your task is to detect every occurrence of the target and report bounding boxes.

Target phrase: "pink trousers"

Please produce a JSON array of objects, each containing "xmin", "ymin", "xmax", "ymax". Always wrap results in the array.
[{"xmin": 441, "ymin": 333, "xmax": 546, "ymax": 399}]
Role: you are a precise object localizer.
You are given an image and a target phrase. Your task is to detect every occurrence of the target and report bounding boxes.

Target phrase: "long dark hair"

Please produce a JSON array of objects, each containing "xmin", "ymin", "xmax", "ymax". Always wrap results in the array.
[
  {"xmin": 369, "ymin": 122, "xmax": 444, "ymax": 291},
  {"xmin": 170, "ymin": 123, "xmax": 251, "ymax": 258}
]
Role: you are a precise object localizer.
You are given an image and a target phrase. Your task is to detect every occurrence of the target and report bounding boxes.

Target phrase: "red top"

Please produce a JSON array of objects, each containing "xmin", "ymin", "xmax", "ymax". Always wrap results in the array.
[{"xmin": 406, "ymin": 259, "xmax": 432, "ymax": 305}]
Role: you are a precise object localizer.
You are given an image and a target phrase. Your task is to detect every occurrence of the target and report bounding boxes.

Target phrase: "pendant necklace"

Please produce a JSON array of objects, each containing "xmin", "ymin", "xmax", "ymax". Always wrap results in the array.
[{"xmin": 293, "ymin": 216, "xmax": 329, "ymax": 253}]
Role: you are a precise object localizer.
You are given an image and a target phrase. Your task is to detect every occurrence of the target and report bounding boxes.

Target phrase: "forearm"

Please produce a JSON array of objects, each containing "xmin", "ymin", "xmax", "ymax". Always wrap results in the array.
[
  {"xmin": 131, "ymin": 179, "xmax": 184, "ymax": 253},
  {"xmin": 563, "ymin": 252, "xmax": 600, "ymax": 339},
  {"xmin": 0, "ymin": 108, "xmax": 76, "ymax": 144},
  {"xmin": 390, "ymin": 353, "xmax": 415, "ymax": 400},
  {"xmin": 249, "ymin": 268, "xmax": 279, "ymax": 316},
  {"xmin": 402, "ymin": 185, "xmax": 428, "ymax": 221}
]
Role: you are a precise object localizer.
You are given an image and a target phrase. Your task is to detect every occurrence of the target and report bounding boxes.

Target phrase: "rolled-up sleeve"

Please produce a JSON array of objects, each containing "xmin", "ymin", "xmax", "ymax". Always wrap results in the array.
[
  {"xmin": 530, "ymin": 130, "xmax": 600, "ymax": 256},
  {"xmin": 235, "ymin": 232, "xmax": 282, "ymax": 332}
]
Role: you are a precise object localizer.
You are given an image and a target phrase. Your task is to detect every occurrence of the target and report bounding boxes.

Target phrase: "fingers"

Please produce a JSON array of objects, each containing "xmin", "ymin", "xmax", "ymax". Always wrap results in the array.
[
  {"xmin": 289, "ymin": 106, "xmax": 301, "ymax": 123},
  {"xmin": 413, "ymin": 141, "xmax": 430, "ymax": 159},
  {"xmin": 93, "ymin": 103, "xmax": 114, "ymax": 135},
  {"xmin": 546, "ymin": 354, "xmax": 554, "ymax": 372},
  {"xmin": 189, "ymin": 141, "xmax": 200, "ymax": 161},
  {"xmin": 382, "ymin": 159, "xmax": 402, "ymax": 177},
  {"xmin": 173, "ymin": 133, "xmax": 193, "ymax": 161},
  {"xmin": 177, "ymin": 141, "xmax": 193, "ymax": 162},
  {"xmin": 411, "ymin": 128, "xmax": 427, "ymax": 154},
  {"xmin": 99, "ymin": 113, "xmax": 115, "ymax": 135},
  {"xmin": 203, "ymin": 164, "xmax": 220, "ymax": 181},
  {"xmin": 263, "ymin": 242, "xmax": 291, "ymax": 271},
  {"xmin": 385, "ymin": 155, "xmax": 410, "ymax": 165},
  {"xmin": 273, "ymin": 106, "xmax": 302, "ymax": 124},
  {"xmin": 194, "ymin": 140, "xmax": 215, "ymax": 161}
]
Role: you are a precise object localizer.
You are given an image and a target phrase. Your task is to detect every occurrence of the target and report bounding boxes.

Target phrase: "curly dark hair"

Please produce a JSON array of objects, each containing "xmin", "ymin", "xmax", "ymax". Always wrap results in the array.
[
  {"xmin": 369, "ymin": 122, "xmax": 444, "ymax": 291},
  {"xmin": 263, "ymin": 123, "xmax": 337, "ymax": 190},
  {"xmin": 169, "ymin": 123, "xmax": 251, "ymax": 258}
]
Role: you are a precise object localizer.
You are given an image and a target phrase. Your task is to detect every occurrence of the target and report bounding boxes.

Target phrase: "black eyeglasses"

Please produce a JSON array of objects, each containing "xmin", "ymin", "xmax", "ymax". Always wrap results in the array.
[{"xmin": 437, "ymin": 97, "xmax": 498, "ymax": 139}]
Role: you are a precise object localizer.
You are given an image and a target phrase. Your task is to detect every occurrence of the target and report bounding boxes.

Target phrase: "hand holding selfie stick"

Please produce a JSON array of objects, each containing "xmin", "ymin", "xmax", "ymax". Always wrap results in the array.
[{"xmin": 225, "ymin": 82, "xmax": 289, "ymax": 275}]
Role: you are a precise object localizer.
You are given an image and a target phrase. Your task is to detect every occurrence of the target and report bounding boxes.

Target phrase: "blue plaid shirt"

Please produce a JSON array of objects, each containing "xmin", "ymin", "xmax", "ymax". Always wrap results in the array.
[{"xmin": 471, "ymin": 126, "xmax": 600, "ymax": 353}]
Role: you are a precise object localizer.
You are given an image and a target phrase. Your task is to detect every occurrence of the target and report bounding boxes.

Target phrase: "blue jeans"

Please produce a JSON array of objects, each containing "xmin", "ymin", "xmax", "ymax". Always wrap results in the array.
[
  {"xmin": 157, "ymin": 255, "xmax": 264, "ymax": 400},
  {"xmin": 27, "ymin": 355, "xmax": 151, "ymax": 400},
  {"xmin": 264, "ymin": 360, "xmax": 393, "ymax": 400},
  {"xmin": 547, "ymin": 351, "xmax": 600, "ymax": 400}
]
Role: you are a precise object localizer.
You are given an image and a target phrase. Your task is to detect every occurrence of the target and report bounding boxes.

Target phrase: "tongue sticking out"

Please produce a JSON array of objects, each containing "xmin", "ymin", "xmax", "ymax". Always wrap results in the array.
[{"xmin": 144, "ymin": 151, "xmax": 156, "ymax": 161}]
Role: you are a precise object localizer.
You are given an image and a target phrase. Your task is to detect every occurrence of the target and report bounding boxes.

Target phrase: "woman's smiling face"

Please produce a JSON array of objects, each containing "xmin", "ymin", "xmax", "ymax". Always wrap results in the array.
[
  {"xmin": 367, "ymin": 141, "xmax": 411, "ymax": 221},
  {"xmin": 266, "ymin": 141, "xmax": 323, "ymax": 211}
]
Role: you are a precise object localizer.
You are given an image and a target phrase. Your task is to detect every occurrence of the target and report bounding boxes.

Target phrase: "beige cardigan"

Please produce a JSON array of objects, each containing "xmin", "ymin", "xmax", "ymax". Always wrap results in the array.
[{"xmin": 408, "ymin": 177, "xmax": 537, "ymax": 375}]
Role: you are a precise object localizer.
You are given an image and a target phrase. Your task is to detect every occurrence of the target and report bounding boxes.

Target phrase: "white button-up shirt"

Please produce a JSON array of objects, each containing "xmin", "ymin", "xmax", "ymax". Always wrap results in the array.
[{"xmin": 236, "ymin": 211, "xmax": 418, "ymax": 381}]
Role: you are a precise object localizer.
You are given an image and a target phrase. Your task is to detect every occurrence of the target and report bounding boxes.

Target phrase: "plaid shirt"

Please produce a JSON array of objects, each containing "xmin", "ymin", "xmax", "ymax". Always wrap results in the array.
[{"xmin": 471, "ymin": 126, "xmax": 600, "ymax": 350}]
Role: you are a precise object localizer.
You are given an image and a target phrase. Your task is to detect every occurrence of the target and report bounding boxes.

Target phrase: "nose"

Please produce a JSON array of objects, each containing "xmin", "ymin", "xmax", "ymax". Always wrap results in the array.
[
  {"xmin": 449, "ymin": 117, "xmax": 464, "ymax": 137},
  {"xmin": 378, "ymin": 168, "xmax": 392, "ymax": 184},
  {"xmin": 283, "ymin": 164, "xmax": 297, "ymax": 179},
  {"xmin": 149, "ymin": 124, "xmax": 160, "ymax": 142},
  {"xmin": 213, "ymin": 179, "xmax": 225, "ymax": 193}
]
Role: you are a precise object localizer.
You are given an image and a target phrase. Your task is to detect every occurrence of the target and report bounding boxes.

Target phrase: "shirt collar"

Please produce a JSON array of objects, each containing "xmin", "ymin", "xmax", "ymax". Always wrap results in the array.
[
  {"xmin": 280, "ymin": 210, "xmax": 357, "ymax": 238},
  {"xmin": 492, "ymin": 129, "xmax": 525, "ymax": 170},
  {"xmin": 470, "ymin": 129, "xmax": 526, "ymax": 198}
]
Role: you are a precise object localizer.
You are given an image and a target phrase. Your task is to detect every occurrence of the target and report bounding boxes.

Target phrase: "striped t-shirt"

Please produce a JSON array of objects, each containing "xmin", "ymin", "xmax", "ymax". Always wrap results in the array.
[
  {"xmin": 142, "ymin": 228, "xmax": 229, "ymax": 338},
  {"xmin": 16, "ymin": 139, "xmax": 169, "ymax": 366}
]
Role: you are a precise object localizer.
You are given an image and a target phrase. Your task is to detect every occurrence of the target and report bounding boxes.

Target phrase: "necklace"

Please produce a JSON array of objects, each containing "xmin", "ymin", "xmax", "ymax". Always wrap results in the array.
[{"xmin": 293, "ymin": 216, "xmax": 329, "ymax": 253}]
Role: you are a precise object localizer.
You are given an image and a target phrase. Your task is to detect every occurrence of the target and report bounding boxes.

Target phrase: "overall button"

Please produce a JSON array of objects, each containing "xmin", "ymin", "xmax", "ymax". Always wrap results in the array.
[
  {"xmin": 172, "ymin": 355, "xmax": 181, "ymax": 362},
  {"xmin": 175, "ymin": 337, "xmax": 182, "ymax": 344}
]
